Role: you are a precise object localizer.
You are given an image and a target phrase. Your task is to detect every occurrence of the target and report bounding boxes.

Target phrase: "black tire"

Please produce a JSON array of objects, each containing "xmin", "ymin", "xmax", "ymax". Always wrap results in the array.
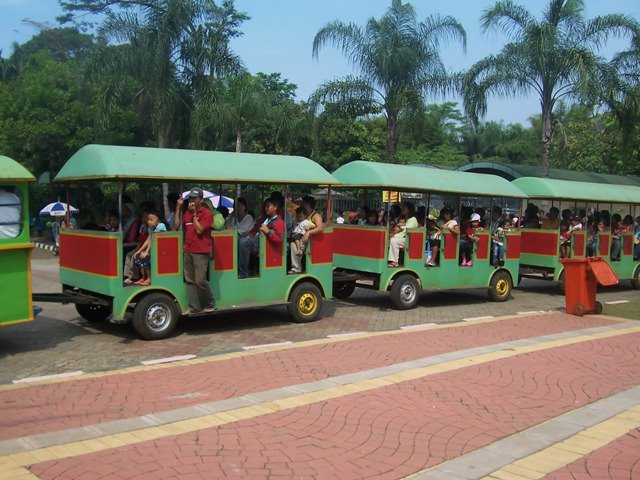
[
  {"xmin": 558, "ymin": 270, "xmax": 566, "ymax": 295},
  {"xmin": 132, "ymin": 292, "xmax": 179, "ymax": 340},
  {"xmin": 288, "ymin": 282, "xmax": 323, "ymax": 323},
  {"xmin": 574, "ymin": 303, "xmax": 585, "ymax": 316},
  {"xmin": 333, "ymin": 281, "xmax": 356, "ymax": 300},
  {"xmin": 75, "ymin": 303, "xmax": 111, "ymax": 322},
  {"xmin": 488, "ymin": 271, "xmax": 512, "ymax": 302},
  {"xmin": 631, "ymin": 266, "xmax": 640, "ymax": 290},
  {"xmin": 390, "ymin": 274, "xmax": 420, "ymax": 310},
  {"xmin": 594, "ymin": 301, "xmax": 603, "ymax": 315}
]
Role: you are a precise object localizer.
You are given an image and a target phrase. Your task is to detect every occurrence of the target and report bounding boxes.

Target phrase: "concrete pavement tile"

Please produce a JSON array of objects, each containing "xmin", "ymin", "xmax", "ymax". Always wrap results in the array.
[{"xmin": 196, "ymin": 396, "xmax": 255, "ymax": 413}]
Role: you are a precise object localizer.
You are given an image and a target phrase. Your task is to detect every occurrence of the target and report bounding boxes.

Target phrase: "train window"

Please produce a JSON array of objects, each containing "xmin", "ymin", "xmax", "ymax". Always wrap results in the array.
[{"xmin": 0, "ymin": 186, "xmax": 22, "ymax": 239}]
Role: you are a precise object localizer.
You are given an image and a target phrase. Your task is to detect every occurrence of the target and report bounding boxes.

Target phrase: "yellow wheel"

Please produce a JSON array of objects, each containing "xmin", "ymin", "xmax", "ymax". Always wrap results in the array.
[
  {"xmin": 489, "ymin": 271, "xmax": 512, "ymax": 302},
  {"xmin": 288, "ymin": 282, "xmax": 323, "ymax": 323},
  {"xmin": 298, "ymin": 292, "xmax": 318, "ymax": 316}
]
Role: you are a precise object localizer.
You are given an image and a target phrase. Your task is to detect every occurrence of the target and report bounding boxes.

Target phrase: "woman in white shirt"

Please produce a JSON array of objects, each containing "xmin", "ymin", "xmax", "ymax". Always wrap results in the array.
[{"xmin": 388, "ymin": 202, "xmax": 418, "ymax": 267}]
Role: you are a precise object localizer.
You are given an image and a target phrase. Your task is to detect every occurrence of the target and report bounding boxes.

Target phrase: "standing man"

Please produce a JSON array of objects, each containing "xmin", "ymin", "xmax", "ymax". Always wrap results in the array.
[
  {"xmin": 175, "ymin": 187, "xmax": 215, "ymax": 314},
  {"xmin": 289, "ymin": 195, "xmax": 324, "ymax": 274}
]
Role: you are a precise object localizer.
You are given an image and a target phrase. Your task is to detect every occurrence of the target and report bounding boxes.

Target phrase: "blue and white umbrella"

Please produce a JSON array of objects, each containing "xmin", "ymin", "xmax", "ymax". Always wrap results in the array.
[
  {"xmin": 181, "ymin": 191, "xmax": 234, "ymax": 209},
  {"xmin": 40, "ymin": 201, "xmax": 79, "ymax": 217}
]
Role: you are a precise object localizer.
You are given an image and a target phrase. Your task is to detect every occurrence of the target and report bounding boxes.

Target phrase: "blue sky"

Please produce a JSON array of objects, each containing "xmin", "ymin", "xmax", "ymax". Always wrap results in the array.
[{"xmin": 1, "ymin": 0, "xmax": 638, "ymax": 125}]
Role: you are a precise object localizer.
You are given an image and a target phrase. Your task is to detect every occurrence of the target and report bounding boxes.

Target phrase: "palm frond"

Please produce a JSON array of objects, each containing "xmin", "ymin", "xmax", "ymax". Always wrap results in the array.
[
  {"xmin": 308, "ymin": 76, "xmax": 381, "ymax": 117},
  {"xmin": 481, "ymin": 0, "xmax": 534, "ymax": 38}
]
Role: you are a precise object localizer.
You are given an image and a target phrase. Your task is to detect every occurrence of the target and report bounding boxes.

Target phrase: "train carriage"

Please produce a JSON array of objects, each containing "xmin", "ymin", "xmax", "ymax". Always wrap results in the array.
[
  {"xmin": 330, "ymin": 161, "xmax": 527, "ymax": 309},
  {"xmin": 53, "ymin": 145, "xmax": 339, "ymax": 340},
  {"xmin": 0, "ymin": 155, "xmax": 36, "ymax": 326},
  {"xmin": 513, "ymin": 177, "xmax": 640, "ymax": 289}
]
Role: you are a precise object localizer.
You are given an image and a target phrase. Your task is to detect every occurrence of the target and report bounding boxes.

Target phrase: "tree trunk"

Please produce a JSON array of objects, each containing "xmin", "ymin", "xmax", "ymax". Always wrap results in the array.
[
  {"xmin": 540, "ymin": 105, "xmax": 553, "ymax": 178},
  {"xmin": 385, "ymin": 110, "xmax": 399, "ymax": 164},
  {"xmin": 158, "ymin": 132, "xmax": 170, "ymax": 220},
  {"xmin": 235, "ymin": 128, "xmax": 242, "ymax": 198}
]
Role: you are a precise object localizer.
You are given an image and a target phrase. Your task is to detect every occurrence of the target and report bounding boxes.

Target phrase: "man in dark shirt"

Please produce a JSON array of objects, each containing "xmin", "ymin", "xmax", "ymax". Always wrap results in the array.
[
  {"xmin": 238, "ymin": 198, "xmax": 284, "ymax": 278},
  {"xmin": 175, "ymin": 187, "xmax": 215, "ymax": 314}
]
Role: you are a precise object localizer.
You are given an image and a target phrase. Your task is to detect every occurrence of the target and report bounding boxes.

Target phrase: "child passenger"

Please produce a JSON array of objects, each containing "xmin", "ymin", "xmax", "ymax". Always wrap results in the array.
[
  {"xmin": 291, "ymin": 206, "xmax": 315, "ymax": 257},
  {"xmin": 559, "ymin": 222, "xmax": 571, "ymax": 258},
  {"xmin": 460, "ymin": 213, "xmax": 483, "ymax": 267},
  {"xmin": 133, "ymin": 211, "xmax": 167, "ymax": 286},
  {"xmin": 491, "ymin": 218, "xmax": 510, "ymax": 267},
  {"xmin": 425, "ymin": 216, "xmax": 441, "ymax": 267}
]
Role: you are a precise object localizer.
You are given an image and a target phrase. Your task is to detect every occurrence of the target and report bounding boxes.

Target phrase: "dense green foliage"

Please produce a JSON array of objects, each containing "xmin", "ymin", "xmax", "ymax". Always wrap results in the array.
[{"xmin": 0, "ymin": 0, "xmax": 638, "ymax": 208}]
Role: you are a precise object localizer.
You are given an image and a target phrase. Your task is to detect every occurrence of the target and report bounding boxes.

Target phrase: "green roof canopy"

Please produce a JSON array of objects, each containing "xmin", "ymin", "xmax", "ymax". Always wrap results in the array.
[
  {"xmin": 513, "ymin": 177, "xmax": 640, "ymax": 204},
  {"xmin": 332, "ymin": 161, "xmax": 526, "ymax": 198},
  {"xmin": 0, "ymin": 156, "xmax": 35, "ymax": 182},
  {"xmin": 457, "ymin": 161, "xmax": 640, "ymax": 187},
  {"xmin": 55, "ymin": 145, "xmax": 339, "ymax": 185}
]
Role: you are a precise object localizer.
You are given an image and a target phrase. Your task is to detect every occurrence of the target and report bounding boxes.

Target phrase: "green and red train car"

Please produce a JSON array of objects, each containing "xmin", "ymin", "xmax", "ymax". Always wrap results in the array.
[
  {"xmin": 0, "ymin": 155, "xmax": 36, "ymax": 326},
  {"xmin": 6, "ymin": 145, "xmax": 640, "ymax": 339}
]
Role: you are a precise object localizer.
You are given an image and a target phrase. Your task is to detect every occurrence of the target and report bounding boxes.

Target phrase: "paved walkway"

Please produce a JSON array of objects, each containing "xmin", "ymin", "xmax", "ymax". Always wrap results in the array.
[{"xmin": 1, "ymin": 312, "xmax": 640, "ymax": 479}]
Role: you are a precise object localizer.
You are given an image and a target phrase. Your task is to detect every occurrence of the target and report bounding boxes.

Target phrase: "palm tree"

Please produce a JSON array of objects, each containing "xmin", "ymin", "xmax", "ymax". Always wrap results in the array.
[
  {"xmin": 62, "ymin": 0, "xmax": 247, "ymax": 211},
  {"xmin": 310, "ymin": 0, "xmax": 466, "ymax": 163},
  {"xmin": 192, "ymin": 74, "xmax": 267, "ymax": 153},
  {"xmin": 463, "ymin": 0, "xmax": 640, "ymax": 177},
  {"xmin": 598, "ymin": 38, "xmax": 640, "ymax": 173}
]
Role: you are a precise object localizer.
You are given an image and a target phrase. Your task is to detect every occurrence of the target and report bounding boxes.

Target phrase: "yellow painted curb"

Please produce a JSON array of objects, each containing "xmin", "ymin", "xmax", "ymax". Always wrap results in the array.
[{"xmin": 481, "ymin": 405, "xmax": 640, "ymax": 480}]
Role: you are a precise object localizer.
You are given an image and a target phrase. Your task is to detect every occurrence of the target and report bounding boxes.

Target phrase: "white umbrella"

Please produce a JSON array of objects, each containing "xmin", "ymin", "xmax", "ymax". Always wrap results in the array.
[{"xmin": 40, "ymin": 201, "xmax": 79, "ymax": 217}]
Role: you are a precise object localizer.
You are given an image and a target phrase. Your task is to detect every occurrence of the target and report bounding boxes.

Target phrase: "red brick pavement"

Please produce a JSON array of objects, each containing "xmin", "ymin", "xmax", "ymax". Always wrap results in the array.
[
  {"xmin": 542, "ymin": 428, "xmax": 640, "ymax": 480},
  {"xmin": 28, "ymin": 327, "xmax": 640, "ymax": 480},
  {"xmin": 0, "ymin": 314, "xmax": 613, "ymax": 441}
]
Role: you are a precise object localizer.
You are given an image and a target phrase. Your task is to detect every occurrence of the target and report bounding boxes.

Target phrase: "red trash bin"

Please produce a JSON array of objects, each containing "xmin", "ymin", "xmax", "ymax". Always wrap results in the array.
[{"xmin": 559, "ymin": 257, "xmax": 618, "ymax": 316}]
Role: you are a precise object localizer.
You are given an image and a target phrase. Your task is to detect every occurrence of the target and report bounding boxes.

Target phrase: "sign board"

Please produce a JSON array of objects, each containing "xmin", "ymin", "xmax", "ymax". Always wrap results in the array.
[{"xmin": 382, "ymin": 190, "xmax": 401, "ymax": 203}]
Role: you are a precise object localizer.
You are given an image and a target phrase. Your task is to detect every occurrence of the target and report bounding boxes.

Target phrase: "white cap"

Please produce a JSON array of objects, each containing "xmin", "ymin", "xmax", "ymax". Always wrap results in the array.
[{"xmin": 470, "ymin": 213, "xmax": 481, "ymax": 222}]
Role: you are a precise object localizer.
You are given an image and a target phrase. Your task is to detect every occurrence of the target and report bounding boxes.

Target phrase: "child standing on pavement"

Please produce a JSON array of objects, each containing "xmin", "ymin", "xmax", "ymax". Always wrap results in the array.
[{"xmin": 133, "ymin": 211, "xmax": 167, "ymax": 286}]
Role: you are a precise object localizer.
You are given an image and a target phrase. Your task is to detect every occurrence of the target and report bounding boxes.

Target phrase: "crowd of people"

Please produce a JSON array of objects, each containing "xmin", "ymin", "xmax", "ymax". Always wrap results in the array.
[
  {"xmin": 66, "ymin": 188, "xmax": 326, "ymax": 314},
  {"xmin": 337, "ymin": 202, "xmax": 640, "ymax": 267},
  {"xmin": 49, "ymin": 190, "xmax": 640, "ymax": 314}
]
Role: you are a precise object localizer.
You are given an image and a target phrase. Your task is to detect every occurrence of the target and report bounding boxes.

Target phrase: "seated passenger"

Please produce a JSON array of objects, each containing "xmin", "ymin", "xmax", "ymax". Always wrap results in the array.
[
  {"xmin": 523, "ymin": 204, "xmax": 541, "ymax": 228},
  {"xmin": 289, "ymin": 195, "xmax": 324, "ymax": 274},
  {"xmin": 541, "ymin": 206, "xmax": 560, "ymax": 229},
  {"xmin": 491, "ymin": 218, "xmax": 510, "ymax": 267},
  {"xmin": 353, "ymin": 206, "xmax": 369, "ymax": 226},
  {"xmin": 165, "ymin": 193, "xmax": 180, "ymax": 230},
  {"xmin": 559, "ymin": 222, "xmax": 571, "ymax": 258},
  {"xmin": 634, "ymin": 215, "xmax": 640, "ymax": 260},
  {"xmin": 387, "ymin": 202, "xmax": 418, "ymax": 267},
  {"xmin": 121, "ymin": 203, "xmax": 140, "ymax": 245},
  {"xmin": 133, "ymin": 211, "xmax": 167, "ymax": 286},
  {"xmin": 291, "ymin": 206, "xmax": 315, "ymax": 258},
  {"xmin": 426, "ymin": 216, "xmax": 441, "ymax": 267},
  {"xmin": 366, "ymin": 210, "xmax": 378, "ymax": 226},
  {"xmin": 437, "ymin": 207, "xmax": 460, "ymax": 235},
  {"xmin": 460, "ymin": 213, "xmax": 483, "ymax": 267},
  {"xmin": 202, "ymin": 198, "xmax": 225, "ymax": 231},
  {"xmin": 586, "ymin": 219, "xmax": 604, "ymax": 257},
  {"xmin": 238, "ymin": 198, "xmax": 284, "ymax": 278},
  {"xmin": 104, "ymin": 209, "xmax": 120, "ymax": 232},
  {"xmin": 610, "ymin": 214, "xmax": 624, "ymax": 261},
  {"xmin": 225, "ymin": 197, "xmax": 254, "ymax": 237}
]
